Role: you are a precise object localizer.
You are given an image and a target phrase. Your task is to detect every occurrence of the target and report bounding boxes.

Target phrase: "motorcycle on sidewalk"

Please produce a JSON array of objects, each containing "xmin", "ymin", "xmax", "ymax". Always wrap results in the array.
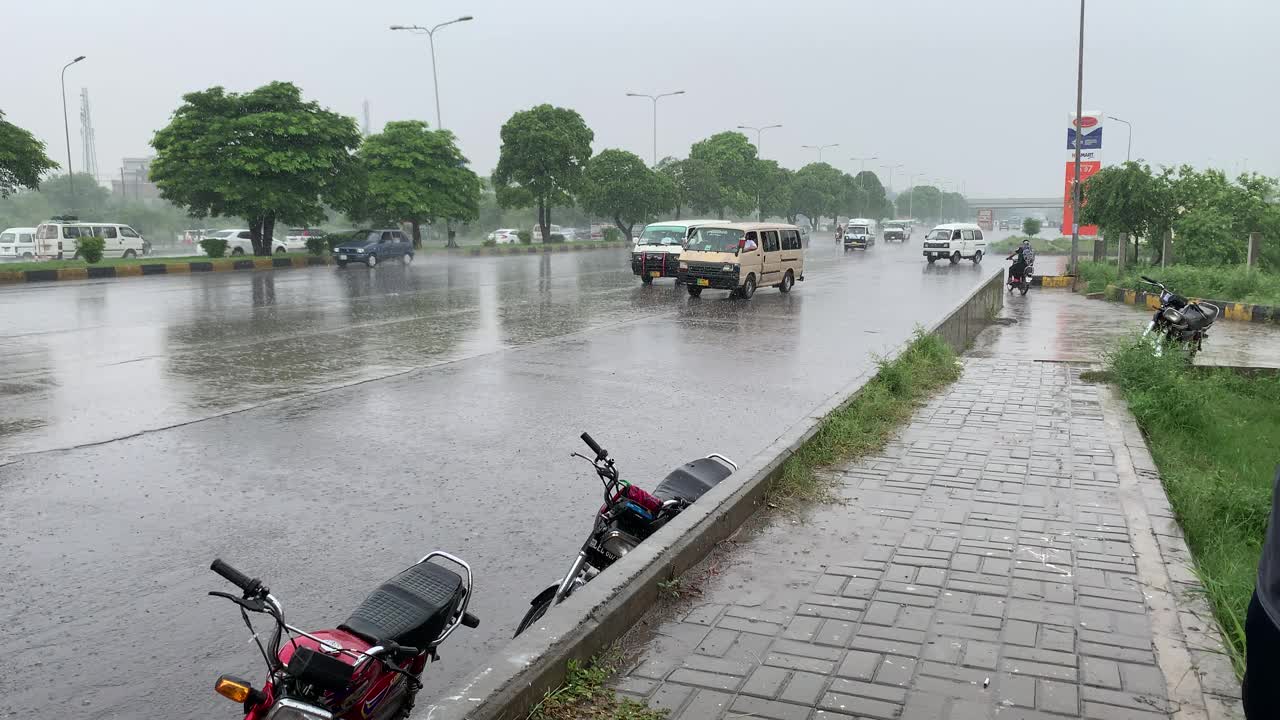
[
  {"xmin": 1140, "ymin": 275, "xmax": 1219, "ymax": 358},
  {"xmin": 206, "ymin": 553, "xmax": 479, "ymax": 719},
  {"xmin": 1006, "ymin": 258, "xmax": 1033, "ymax": 295},
  {"xmin": 513, "ymin": 432, "xmax": 737, "ymax": 637}
]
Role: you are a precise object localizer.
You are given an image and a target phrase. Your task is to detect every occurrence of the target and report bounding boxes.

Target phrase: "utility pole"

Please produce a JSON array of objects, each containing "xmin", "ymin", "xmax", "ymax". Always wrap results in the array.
[
  {"xmin": 60, "ymin": 56, "xmax": 86, "ymax": 213},
  {"xmin": 1069, "ymin": 0, "xmax": 1086, "ymax": 288}
]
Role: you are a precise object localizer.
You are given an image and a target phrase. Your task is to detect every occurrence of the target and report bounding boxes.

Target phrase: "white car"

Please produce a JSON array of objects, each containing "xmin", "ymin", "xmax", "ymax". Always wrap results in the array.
[
  {"xmin": 283, "ymin": 228, "xmax": 322, "ymax": 252},
  {"xmin": 200, "ymin": 229, "xmax": 292, "ymax": 255},
  {"xmin": 487, "ymin": 228, "xmax": 521, "ymax": 244},
  {"xmin": 0, "ymin": 227, "xmax": 37, "ymax": 259}
]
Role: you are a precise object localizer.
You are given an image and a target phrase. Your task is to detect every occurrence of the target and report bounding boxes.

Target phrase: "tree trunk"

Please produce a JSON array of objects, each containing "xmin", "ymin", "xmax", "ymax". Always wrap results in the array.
[
  {"xmin": 446, "ymin": 223, "xmax": 457, "ymax": 248},
  {"xmin": 259, "ymin": 213, "xmax": 276, "ymax": 257},
  {"xmin": 248, "ymin": 215, "xmax": 265, "ymax": 256},
  {"xmin": 674, "ymin": 203, "xmax": 682, "ymax": 220},
  {"xmin": 410, "ymin": 220, "xmax": 423, "ymax": 249},
  {"xmin": 543, "ymin": 205, "xmax": 553, "ymax": 243},
  {"xmin": 613, "ymin": 215, "xmax": 631, "ymax": 242},
  {"xmin": 537, "ymin": 200, "xmax": 550, "ymax": 243},
  {"xmin": 717, "ymin": 207, "xmax": 725, "ymax": 220}
]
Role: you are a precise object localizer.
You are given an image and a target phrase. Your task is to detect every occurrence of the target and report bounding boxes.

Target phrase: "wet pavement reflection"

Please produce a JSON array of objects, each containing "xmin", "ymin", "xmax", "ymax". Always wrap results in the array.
[{"xmin": 2, "ymin": 241, "xmax": 997, "ymax": 718}]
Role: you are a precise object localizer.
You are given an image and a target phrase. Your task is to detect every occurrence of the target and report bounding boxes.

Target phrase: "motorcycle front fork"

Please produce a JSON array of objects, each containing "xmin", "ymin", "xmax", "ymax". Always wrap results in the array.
[{"xmin": 1143, "ymin": 320, "xmax": 1165, "ymax": 357}]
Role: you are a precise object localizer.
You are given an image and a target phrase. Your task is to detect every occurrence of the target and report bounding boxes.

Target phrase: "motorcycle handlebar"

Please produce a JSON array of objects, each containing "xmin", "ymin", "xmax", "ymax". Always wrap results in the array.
[
  {"xmin": 580, "ymin": 432, "xmax": 607, "ymax": 461},
  {"xmin": 210, "ymin": 558, "xmax": 259, "ymax": 594},
  {"xmin": 1140, "ymin": 275, "xmax": 1160, "ymax": 286}
]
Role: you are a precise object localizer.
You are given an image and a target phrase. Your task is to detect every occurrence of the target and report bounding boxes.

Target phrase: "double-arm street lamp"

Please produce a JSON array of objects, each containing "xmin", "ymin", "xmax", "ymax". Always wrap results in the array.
[
  {"xmin": 390, "ymin": 16, "xmax": 474, "ymax": 130},
  {"xmin": 737, "ymin": 124, "xmax": 782, "ymax": 158},
  {"xmin": 801, "ymin": 143, "xmax": 839, "ymax": 164},
  {"xmin": 627, "ymin": 90, "xmax": 685, "ymax": 165}
]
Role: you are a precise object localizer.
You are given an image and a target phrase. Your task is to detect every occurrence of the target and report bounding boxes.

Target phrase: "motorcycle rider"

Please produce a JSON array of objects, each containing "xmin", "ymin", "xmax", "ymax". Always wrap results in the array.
[
  {"xmin": 1007, "ymin": 238, "xmax": 1035, "ymax": 280},
  {"xmin": 835, "ymin": 224, "xmax": 845, "ymax": 243}
]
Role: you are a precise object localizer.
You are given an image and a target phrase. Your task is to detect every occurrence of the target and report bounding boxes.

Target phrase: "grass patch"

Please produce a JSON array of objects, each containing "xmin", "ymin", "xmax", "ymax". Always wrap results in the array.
[
  {"xmin": 988, "ymin": 235, "xmax": 1076, "ymax": 256},
  {"xmin": 766, "ymin": 329, "xmax": 962, "ymax": 506},
  {"xmin": 1078, "ymin": 260, "xmax": 1280, "ymax": 305},
  {"xmin": 1105, "ymin": 340, "xmax": 1280, "ymax": 675},
  {"xmin": 528, "ymin": 653, "xmax": 666, "ymax": 720}
]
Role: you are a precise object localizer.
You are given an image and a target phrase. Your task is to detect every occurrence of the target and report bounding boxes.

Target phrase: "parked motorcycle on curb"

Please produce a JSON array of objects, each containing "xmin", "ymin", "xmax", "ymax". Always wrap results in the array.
[
  {"xmin": 206, "ymin": 553, "xmax": 479, "ymax": 720},
  {"xmin": 513, "ymin": 432, "xmax": 737, "ymax": 637},
  {"xmin": 1006, "ymin": 258, "xmax": 1033, "ymax": 295},
  {"xmin": 1140, "ymin": 275, "xmax": 1219, "ymax": 358}
]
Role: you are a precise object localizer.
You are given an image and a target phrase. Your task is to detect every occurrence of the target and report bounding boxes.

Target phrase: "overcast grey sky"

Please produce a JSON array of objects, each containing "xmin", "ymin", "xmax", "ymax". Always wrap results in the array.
[{"xmin": 6, "ymin": 0, "xmax": 1278, "ymax": 197}]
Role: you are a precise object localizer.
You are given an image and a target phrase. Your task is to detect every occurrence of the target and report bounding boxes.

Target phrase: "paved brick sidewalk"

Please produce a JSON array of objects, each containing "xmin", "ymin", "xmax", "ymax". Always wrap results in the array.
[{"xmin": 613, "ymin": 316, "xmax": 1242, "ymax": 718}]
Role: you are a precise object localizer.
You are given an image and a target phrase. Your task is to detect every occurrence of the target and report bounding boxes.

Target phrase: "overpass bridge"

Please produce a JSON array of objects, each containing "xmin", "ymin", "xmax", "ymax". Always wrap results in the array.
[{"xmin": 966, "ymin": 196, "xmax": 1064, "ymax": 211}]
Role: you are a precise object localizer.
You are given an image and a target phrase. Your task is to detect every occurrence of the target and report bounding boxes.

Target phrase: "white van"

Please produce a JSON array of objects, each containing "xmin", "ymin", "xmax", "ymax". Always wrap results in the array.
[
  {"xmin": 922, "ymin": 222, "xmax": 987, "ymax": 264},
  {"xmin": 631, "ymin": 219, "xmax": 718, "ymax": 284},
  {"xmin": 81, "ymin": 223, "xmax": 148, "ymax": 258},
  {"xmin": 842, "ymin": 218, "xmax": 877, "ymax": 251},
  {"xmin": 0, "ymin": 227, "xmax": 38, "ymax": 260},
  {"xmin": 33, "ymin": 221, "xmax": 147, "ymax": 259}
]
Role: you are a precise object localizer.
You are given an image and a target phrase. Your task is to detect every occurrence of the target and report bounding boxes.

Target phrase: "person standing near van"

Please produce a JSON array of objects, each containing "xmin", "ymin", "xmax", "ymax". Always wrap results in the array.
[{"xmin": 1245, "ymin": 466, "xmax": 1280, "ymax": 718}]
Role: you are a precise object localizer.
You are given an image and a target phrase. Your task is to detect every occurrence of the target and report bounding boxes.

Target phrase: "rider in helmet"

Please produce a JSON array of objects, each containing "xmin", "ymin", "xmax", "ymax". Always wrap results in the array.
[{"xmin": 1007, "ymin": 238, "xmax": 1035, "ymax": 279}]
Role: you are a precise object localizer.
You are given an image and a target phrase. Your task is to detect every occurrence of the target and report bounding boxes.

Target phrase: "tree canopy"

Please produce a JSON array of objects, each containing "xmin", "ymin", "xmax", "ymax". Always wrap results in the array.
[
  {"xmin": 655, "ymin": 157, "xmax": 692, "ymax": 220},
  {"xmin": 1079, "ymin": 161, "xmax": 1172, "ymax": 248},
  {"xmin": 150, "ymin": 81, "xmax": 361, "ymax": 255},
  {"xmin": 492, "ymin": 104, "xmax": 594, "ymax": 242},
  {"xmin": 849, "ymin": 171, "xmax": 887, "ymax": 218},
  {"xmin": 895, "ymin": 185, "xmax": 942, "ymax": 219},
  {"xmin": 579, "ymin": 149, "xmax": 674, "ymax": 240},
  {"xmin": 791, "ymin": 163, "xmax": 844, "ymax": 228},
  {"xmin": 350, "ymin": 120, "xmax": 480, "ymax": 247},
  {"xmin": 755, "ymin": 161, "xmax": 794, "ymax": 223},
  {"xmin": 686, "ymin": 131, "xmax": 758, "ymax": 218},
  {"xmin": 0, "ymin": 111, "xmax": 58, "ymax": 198}
]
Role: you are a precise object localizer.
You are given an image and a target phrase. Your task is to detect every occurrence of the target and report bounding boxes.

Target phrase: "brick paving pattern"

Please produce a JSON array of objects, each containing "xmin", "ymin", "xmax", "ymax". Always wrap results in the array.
[{"xmin": 615, "ymin": 353, "xmax": 1242, "ymax": 719}]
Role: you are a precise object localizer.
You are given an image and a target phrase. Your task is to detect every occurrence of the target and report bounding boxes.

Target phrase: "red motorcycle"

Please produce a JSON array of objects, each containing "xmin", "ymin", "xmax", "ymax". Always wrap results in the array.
[{"xmin": 207, "ymin": 553, "xmax": 479, "ymax": 719}]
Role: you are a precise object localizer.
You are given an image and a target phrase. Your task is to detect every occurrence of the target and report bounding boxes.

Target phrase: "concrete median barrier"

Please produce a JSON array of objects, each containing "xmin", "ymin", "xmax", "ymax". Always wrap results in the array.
[{"xmin": 422, "ymin": 268, "xmax": 1005, "ymax": 720}]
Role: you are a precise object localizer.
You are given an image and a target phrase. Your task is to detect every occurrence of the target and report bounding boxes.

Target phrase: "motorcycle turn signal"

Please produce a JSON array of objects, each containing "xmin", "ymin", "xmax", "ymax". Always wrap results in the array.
[{"xmin": 215, "ymin": 675, "xmax": 265, "ymax": 706}]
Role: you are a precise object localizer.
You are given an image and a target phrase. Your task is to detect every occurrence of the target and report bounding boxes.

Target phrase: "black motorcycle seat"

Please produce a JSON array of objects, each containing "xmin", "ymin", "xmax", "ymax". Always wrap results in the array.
[
  {"xmin": 1180, "ymin": 303, "xmax": 1218, "ymax": 331},
  {"xmin": 653, "ymin": 458, "xmax": 733, "ymax": 503},
  {"xmin": 340, "ymin": 561, "xmax": 463, "ymax": 648}
]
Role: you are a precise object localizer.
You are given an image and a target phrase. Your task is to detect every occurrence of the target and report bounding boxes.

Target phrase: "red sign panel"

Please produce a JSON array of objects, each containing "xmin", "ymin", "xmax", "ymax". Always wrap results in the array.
[
  {"xmin": 1062, "ymin": 161, "xmax": 1101, "ymax": 236},
  {"xmin": 976, "ymin": 209, "xmax": 993, "ymax": 231}
]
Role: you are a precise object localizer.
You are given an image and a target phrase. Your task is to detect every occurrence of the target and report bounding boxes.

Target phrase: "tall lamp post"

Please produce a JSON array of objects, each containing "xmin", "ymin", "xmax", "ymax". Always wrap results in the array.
[
  {"xmin": 627, "ymin": 90, "xmax": 685, "ymax": 166},
  {"xmin": 906, "ymin": 173, "xmax": 925, "ymax": 220},
  {"xmin": 390, "ymin": 16, "xmax": 474, "ymax": 130},
  {"xmin": 739, "ymin": 124, "xmax": 782, "ymax": 221},
  {"xmin": 801, "ymin": 143, "xmax": 839, "ymax": 164},
  {"xmin": 1109, "ymin": 115, "xmax": 1132, "ymax": 162},
  {"xmin": 882, "ymin": 163, "xmax": 904, "ymax": 194},
  {"xmin": 1069, "ymin": 0, "xmax": 1086, "ymax": 287},
  {"xmin": 737, "ymin": 124, "xmax": 782, "ymax": 158},
  {"xmin": 60, "ymin": 55, "xmax": 86, "ymax": 213}
]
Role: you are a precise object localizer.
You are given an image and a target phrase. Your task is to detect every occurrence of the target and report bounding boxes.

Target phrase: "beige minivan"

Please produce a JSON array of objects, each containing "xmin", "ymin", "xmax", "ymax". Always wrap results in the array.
[{"xmin": 677, "ymin": 222, "xmax": 805, "ymax": 298}]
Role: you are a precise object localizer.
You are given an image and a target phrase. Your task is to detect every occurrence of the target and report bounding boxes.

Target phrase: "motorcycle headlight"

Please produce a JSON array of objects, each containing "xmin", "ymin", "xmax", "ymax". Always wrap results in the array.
[
  {"xmin": 264, "ymin": 699, "xmax": 334, "ymax": 720},
  {"xmin": 600, "ymin": 531, "xmax": 639, "ymax": 559},
  {"xmin": 1162, "ymin": 308, "xmax": 1183, "ymax": 325}
]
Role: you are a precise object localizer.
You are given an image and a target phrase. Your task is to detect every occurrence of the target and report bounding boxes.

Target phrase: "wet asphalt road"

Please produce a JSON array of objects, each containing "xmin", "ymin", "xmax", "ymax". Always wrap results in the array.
[{"xmin": 0, "ymin": 236, "xmax": 996, "ymax": 718}]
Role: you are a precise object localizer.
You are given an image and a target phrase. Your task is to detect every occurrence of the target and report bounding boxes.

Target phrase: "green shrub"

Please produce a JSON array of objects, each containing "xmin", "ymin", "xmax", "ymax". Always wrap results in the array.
[
  {"xmin": 602, "ymin": 227, "xmax": 622, "ymax": 243},
  {"xmin": 76, "ymin": 236, "xmax": 106, "ymax": 264},
  {"xmin": 1022, "ymin": 217, "xmax": 1042, "ymax": 236},
  {"xmin": 482, "ymin": 238, "xmax": 497, "ymax": 247},
  {"xmin": 305, "ymin": 236, "xmax": 328, "ymax": 256},
  {"xmin": 517, "ymin": 229, "xmax": 532, "ymax": 244},
  {"xmin": 1079, "ymin": 260, "xmax": 1280, "ymax": 305},
  {"xmin": 199, "ymin": 237, "xmax": 228, "ymax": 258},
  {"xmin": 548, "ymin": 233, "xmax": 566, "ymax": 243}
]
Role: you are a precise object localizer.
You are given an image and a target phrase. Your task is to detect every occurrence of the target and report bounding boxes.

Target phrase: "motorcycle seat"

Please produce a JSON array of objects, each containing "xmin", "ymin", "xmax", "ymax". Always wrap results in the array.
[
  {"xmin": 340, "ymin": 561, "xmax": 464, "ymax": 648},
  {"xmin": 653, "ymin": 458, "xmax": 733, "ymax": 503},
  {"xmin": 1181, "ymin": 303, "xmax": 1218, "ymax": 330}
]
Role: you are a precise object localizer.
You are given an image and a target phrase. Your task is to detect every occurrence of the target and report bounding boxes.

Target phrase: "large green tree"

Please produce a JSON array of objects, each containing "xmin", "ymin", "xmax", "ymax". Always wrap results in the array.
[
  {"xmin": 756, "ymin": 161, "xmax": 794, "ymax": 222},
  {"xmin": 1079, "ymin": 161, "xmax": 1173, "ymax": 262},
  {"xmin": 492, "ymin": 104, "xmax": 593, "ymax": 243},
  {"xmin": 0, "ymin": 111, "xmax": 58, "ymax": 198},
  {"xmin": 655, "ymin": 156, "xmax": 692, "ymax": 220},
  {"xmin": 150, "ymin": 81, "xmax": 361, "ymax": 256},
  {"xmin": 791, "ymin": 163, "xmax": 844, "ymax": 229},
  {"xmin": 31, "ymin": 172, "xmax": 110, "ymax": 214},
  {"xmin": 686, "ymin": 131, "xmax": 758, "ymax": 218},
  {"xmin": 580, "ymin": 149, "xmax": 674, "ymax": 241},
  {"xmin": 352, "ymin": 120, "xmax": 480, "ymax": 248},
  {"xmin": 895, "ymin": 185, "xmax": 942, "ymax": 220},
  {"xmin": 850, "ymin": 171, "xmax": 886, "ymax": 218}
]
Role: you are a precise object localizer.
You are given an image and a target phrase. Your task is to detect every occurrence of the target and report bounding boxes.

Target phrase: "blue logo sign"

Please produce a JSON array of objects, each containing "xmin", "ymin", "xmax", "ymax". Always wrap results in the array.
[{"xmin": 1066, "ymin": 127, "xmax": 1103, "ymax": 150}]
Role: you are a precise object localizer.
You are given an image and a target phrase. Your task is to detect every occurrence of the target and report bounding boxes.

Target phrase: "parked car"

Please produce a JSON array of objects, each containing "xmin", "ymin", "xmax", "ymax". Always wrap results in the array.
[
  {"xmin": 33, "ymin": 221, "xmax": 147, "ymax": 259},
  {"xmin": 81, "ymin": 222, "xmax": 149, "ymax": 258},
  {"xmin": 487, "ymin": 228, "xmax": 521, "ymax": 244},
  {"xmin": 0, "ymin": 227, "xmax": 37, "ymax": 259},
  {"xmin": 284, "ymin": 228, "xmax": 324, "ymax": 252},
  {"xmin": 679, "ymin": 222, "xmax": 806, "ymax": 299},
  {"xmin": 332, "ymin": 228, "xmax": 414, "ymax": 268},
  {"xmin": 199, "ymin": 229, "xmax": 296, "ymax": 255},
  {"xmin": 922, "ymin": 222, "xmax": 987, "ymax": 264}
]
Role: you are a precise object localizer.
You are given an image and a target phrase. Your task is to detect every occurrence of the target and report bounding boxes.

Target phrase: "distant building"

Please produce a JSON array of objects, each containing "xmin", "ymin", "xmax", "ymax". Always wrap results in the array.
[{"xmin": 111, "ymin": 157, "xmax": 160, "ymax": 200}]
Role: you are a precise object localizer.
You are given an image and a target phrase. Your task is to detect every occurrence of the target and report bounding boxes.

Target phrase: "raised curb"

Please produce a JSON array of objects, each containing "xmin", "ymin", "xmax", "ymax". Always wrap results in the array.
[
  {"xmin": 1031, "ymin": 274, "xmax": 1073, "ymax": 288},
  {"xmin": 421, "ymin": 269, "xmax": 1006, "ymax": 720},
  {"xmin": 0, "ymin": 242, "xmax": 630, "ymax": 285},
  {"xmin": 1099, "ymin": 283, "xmax": 1278, "ymax": 324}
]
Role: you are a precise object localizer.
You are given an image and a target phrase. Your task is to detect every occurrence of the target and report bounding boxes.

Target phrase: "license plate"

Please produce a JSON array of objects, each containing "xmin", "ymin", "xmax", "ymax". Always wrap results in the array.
[
  {"xmin": 697, "ymin": 278, "xmax": 710, "ymax": 287},
  {"xmin": 338, "ymin": 254, "xmax": 347, "ymax": 260},
  {"xmin": 650, "ymin": 271, "xmax": 661, "ymax": 277}
]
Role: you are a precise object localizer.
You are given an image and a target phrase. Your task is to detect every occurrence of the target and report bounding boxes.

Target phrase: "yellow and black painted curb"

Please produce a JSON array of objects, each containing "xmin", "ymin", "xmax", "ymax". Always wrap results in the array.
[
  {"xmin": 1101, "ymin": 284, "xmax": 1278, "ymax": 324},
  {"xmin": 1031, "ymin": 274, "xmax": 1073, "ymax": 288},
  {"xmin": 0, "ymin": 242, "xmax": 630, "ymax": 285},
  {"xmin": 0, "ymin": 255, "xmax": 328, "ymax": 285},
  {"xmin": 456, "ymin": 240, "xmax": 628, "ymax": 256}
]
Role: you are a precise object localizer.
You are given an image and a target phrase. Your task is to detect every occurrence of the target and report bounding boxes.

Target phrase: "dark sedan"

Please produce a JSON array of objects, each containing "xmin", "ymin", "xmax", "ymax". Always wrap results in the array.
[{"xmin": 332, "ymin": 229, "xmax": 414, "ymax": 268}]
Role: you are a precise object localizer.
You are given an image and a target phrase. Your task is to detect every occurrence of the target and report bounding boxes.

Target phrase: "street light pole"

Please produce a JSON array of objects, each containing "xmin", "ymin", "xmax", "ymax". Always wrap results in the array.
[
  {"xmin": 736, "ymin": 124, "xmax": 782, "ymax": 158},
  {"xmin": 390, "ymin": 16, "xmax": 474, "ymax": 130},
  {"xmin": 882, "ymin": 164, "xmax": 904, "ymax": 194},
  {"xmin": 60, "ymin": 55, "xmax": 86, "ymax": 213},
  {"xmin": 801, "ymin": 143, "xmax": 839, "ymax": 164},
  {"xmin": 1109, "ymin": 115, "xmax": 1132, "ymax": 162},
  {"xmin": 738, "ymin": 124, "xmax": 782, "ymax": 221},
  {"xmin": 1070, "ymin": 0, "xmax": 1086, "ymax": 287},
  {"xmin": 907, "ymin": 173, "xmax": 924, "ymax": 220},
  {"xmin": 627, "ymin": 91, "xmax": 685, "ymax": 166}
]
